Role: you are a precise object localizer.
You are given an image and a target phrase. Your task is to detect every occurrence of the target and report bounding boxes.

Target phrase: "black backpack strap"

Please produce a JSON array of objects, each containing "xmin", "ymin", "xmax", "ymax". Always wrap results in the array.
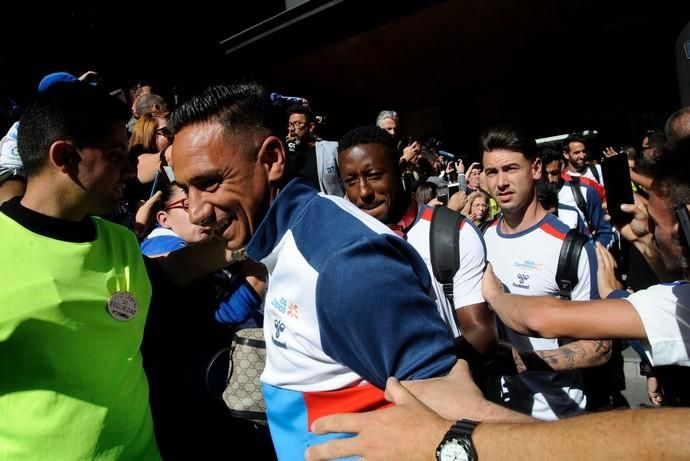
[
  {"xmin": 556, "ymin": 229, "xmax": 589, "ymax": 300},
  {"xmin": 588, "ymin": 164, "xmax": 601, "ymax": 184},
  {"xmin": 430, "ymin": 206, "xmax": 463, "ymax": 307},
  {"xmin": 568, "ymin": 177, "xmax": 595, "ymax": 236}
]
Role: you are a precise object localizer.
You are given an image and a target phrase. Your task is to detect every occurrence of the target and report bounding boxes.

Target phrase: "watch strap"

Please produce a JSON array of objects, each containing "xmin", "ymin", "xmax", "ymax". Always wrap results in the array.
[
  {"xmin": 436, "ymin": 419, "xmax": 479, "ymax": 461},
  {"xmin": 448, "ymin": 419, "xmax": 479, "ymax": 438}
]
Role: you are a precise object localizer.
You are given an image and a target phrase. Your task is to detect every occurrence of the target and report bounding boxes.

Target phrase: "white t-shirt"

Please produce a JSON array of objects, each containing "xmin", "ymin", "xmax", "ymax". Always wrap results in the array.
[
  {"xmin": 626, "ymin": 281, "xmax": 690, "ymax": 367},
  {"xmin": 406, "ymin": 206, "xmax": 486, "ymax": 338},
  {"xmin": 484, "ymin": 213, "xmax": 597, "ymax": 420}
]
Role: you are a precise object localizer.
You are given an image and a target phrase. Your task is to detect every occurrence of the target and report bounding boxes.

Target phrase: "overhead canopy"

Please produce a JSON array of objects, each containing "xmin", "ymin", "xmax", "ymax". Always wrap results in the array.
[{"xmin": 218, "ymin": 0, "xmax": 689, "ymax": 150}]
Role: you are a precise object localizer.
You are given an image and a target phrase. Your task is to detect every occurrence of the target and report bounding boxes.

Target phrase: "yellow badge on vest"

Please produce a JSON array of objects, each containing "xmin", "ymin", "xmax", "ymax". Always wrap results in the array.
[{"xmin": 107, "ymin": 291, "xmax": 139, "ymax": 321}]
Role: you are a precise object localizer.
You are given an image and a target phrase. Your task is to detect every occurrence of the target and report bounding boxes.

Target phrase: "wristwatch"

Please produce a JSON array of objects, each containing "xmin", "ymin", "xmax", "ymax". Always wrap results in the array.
[
  {"xmin": 229, "ymin": 247, "xmax": 247, "ymax": 262},
  {"xmin": 435, "ymin": 419, "xmax": 479, "ymax": 461}
]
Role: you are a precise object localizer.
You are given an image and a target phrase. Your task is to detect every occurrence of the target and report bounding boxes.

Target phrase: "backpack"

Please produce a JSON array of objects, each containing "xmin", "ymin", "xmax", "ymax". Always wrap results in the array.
[
  {"xmin": 429, "ymin": 206, "xmax": 464, "ymax": 308},
  {"xmin": 555, "ymin": 229, "xmax": 590, "ymax": 300},
  {"xmin": 429, "ymin": 211, "xmax": 588, "ymax": 302}
]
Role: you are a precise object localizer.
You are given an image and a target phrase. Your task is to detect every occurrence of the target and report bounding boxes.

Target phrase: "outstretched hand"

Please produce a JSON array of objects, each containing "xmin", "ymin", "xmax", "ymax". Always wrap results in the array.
[
  {"xmin": 602, "ymin": 147, "xmax": 618, "ymax": 158},
  {"xmin": 596, "ymin": 243, "xmax": 624, "ymax": 298}
]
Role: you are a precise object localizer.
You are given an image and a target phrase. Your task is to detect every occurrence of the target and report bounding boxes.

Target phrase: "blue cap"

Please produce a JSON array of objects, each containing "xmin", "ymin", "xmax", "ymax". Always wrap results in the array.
[{"xmin": 38, "ymin": 72, "xmax": 79, "ymax": 93}]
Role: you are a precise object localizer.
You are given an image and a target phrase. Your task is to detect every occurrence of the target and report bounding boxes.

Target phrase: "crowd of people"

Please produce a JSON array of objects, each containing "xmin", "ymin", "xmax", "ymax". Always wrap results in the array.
[{"xmin": 1, "ymin": 71, "xmax": 689, "ymax": 460}]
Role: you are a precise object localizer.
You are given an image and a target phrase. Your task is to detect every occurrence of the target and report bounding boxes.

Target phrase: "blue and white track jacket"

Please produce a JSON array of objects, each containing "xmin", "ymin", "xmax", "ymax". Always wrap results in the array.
[{"xmin": 246, "ymin": 178, "xmax": 456, "ymax": 460}]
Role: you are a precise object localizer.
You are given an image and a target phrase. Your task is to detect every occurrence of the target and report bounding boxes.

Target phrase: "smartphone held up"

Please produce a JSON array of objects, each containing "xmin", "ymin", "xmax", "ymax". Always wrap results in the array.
[{"xmin": 601, "ymin": 153, "xmax": 634, "ymax": 224}]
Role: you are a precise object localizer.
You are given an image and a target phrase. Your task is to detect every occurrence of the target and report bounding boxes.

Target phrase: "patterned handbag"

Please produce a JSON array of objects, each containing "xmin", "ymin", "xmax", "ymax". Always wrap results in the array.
[{"xmin": 207, "ymin": 328, "xmax": 267, "ymax": 424}]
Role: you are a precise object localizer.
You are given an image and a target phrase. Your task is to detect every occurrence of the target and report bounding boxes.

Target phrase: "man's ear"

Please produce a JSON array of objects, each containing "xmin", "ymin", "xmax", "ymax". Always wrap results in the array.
[
  {"xmin": 532, "ymin": 157, "xmax": 542, "ymax": 180},
  {"xmin": 258, "ymin": 135, "xmax": 286, "ymax": 183},
  {"xmin": 49, "ymin": 141, "xmax": 79, "ymax": 173}
]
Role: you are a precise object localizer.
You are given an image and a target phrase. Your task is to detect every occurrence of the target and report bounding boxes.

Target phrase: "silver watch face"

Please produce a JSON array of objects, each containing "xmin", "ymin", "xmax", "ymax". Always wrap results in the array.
[{"xmin": 439, "ymin": 439, "xmax": 470, "ymax": 461}]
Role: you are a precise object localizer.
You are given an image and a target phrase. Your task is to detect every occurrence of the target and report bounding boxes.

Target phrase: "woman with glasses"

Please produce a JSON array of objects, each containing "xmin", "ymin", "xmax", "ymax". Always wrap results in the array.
[
  {"xmin": 140, "ymin": 183, "xmax": 209, "ymax": 254},
  {"xmin": 461, "ymin": 190, "xmax": 492, "ymax": 225}
]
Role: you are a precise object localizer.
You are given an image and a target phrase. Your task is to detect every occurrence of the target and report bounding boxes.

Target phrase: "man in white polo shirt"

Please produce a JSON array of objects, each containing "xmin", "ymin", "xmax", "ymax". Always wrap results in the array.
[{"xmin": 479, "ymin": 124, "xmax": 611, "ymax": 420}]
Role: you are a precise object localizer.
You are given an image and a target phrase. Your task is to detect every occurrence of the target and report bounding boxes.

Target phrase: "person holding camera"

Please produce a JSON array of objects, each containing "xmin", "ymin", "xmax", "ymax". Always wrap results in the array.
[{"xmin": 286, "ymin": 104, "xmax": 344, "ymax": 196}]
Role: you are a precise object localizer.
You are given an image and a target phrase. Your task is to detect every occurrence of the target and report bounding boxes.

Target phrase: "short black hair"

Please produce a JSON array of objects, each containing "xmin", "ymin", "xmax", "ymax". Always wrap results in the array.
[
  {"xmin": 479, "ymin": 124, "xmax": 538, "ymax": 162},
  {"xmin": 540, "ymin": 147, "xmax": 563, "ymax": 166},
  {"xmin": 18, "ymin": 83, "xmax": 129, "ymax": 177},
  {"xmin": 286, "ymin": 105, "xmax": 314, "ymax": 124},
  {"xmin": 338, "ymin": 125, "xmax": 399, "ymax": 160},
  {"xmin": 170, "ymin": 82, "xmax": 284, "ymax": 141},
  {"xmin": 536, "ymin": 179, "xmax": 560, "ymax": 210},
  {"xmin": 562, "ymin": 133, "xmax": 587, "ymax": 152}
]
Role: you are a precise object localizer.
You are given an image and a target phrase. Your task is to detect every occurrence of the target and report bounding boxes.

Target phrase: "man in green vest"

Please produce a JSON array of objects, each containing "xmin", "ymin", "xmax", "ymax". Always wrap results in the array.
[{"xmin": 0, "ymin": 81, "xmax": 160, "ymax": 460}]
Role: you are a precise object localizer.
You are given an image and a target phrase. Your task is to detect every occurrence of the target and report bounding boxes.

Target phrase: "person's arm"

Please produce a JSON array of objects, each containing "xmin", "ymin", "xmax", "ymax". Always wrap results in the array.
[
  {"xmin": 511, "ymin": 338, "xmax": 612, "ymax": 372},
  {"xmin": 212, "ymin": 257, "xmax": 267, "ymax": 324},
  {"xmin": 134, "ymin": 190, "xmax": 162, "ymax": 240},
  {"xmin": 629, "ymin": 167, "xmax": 653, "ymax": 191},
  {"xmin": 307, "ymin": 362, "xmax": 690, "ymax": 461},
  {"xmin": 456, "ymin": 303, "xmax": 495, "ymax": 355},
  {"xmin": 154, "ymin": 239, "xmax": 248, "ymax": 286},
  {"xmin": 513, "ymin": 237, "xmax": 612, "ymax": 371},
  {"xmin": 400, "ymin": 142, "xmax": 419, "ymax": 168},
  {"xmin": 482, "ymin": 262, "xmax": 647, "ymax": 340},
  {"xmin": 456, "ymin": 159, "xmax": 467, "ymax": 190},
  {"xmin": 454, "ymin": 224, "xmax": 496, "ymax": 355},
  {"xmin": 399, "ymin": 360, "xmax": 532, "ymax": 422},
  {"xmin": 471, "ymin": 408, "xmax": 689, "ymax": 461}
]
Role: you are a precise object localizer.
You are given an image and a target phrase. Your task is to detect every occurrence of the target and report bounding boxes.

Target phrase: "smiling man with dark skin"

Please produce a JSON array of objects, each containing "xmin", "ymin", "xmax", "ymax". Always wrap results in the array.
[
  {"xmin": 170, "ymin": 83, "xmax": 457, "ymax": 461},
  {"xmin": 338, "ymin": 127, "xmax": 409, "ymax": 225},
  {"xmin": 338, "ymin": 125, "xmax": 495, "ymax": 357}
]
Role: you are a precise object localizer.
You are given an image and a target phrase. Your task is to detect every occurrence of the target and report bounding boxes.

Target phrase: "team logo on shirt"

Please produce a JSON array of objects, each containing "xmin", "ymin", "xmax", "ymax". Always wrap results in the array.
[
  {"xmin": 272, "ymin": 319, "xmax": 288, "ymax": 349},
  {"xmin": 271, "ymin": 297, "xmax": 300, "ymax": 319},
  {"xmin": 271, "ymin": 296, "xmax": 289, "ymax": 313},
  {"xmin": 512, "ymin": 273, "xmax": 530, "ymax": 290}
]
